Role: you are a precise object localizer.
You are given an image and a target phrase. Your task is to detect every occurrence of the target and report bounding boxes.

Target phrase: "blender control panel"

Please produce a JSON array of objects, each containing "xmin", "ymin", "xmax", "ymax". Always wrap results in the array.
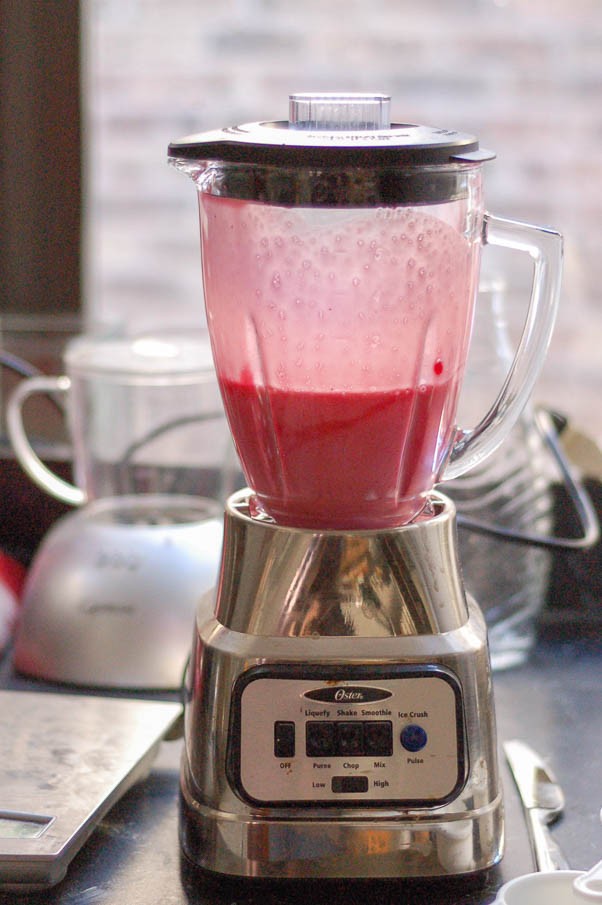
[{"xmin": 227, "ymin": 665, "xmax": 466, "ymax": 807}]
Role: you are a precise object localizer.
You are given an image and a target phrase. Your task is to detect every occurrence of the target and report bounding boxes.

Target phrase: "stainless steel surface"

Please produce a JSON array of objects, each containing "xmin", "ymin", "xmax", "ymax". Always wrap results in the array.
[
  {"xmin": 13, "ymin": 494, "xmax": 223, "ymax": 689},
  {"xmin": 180, "ymin": 490, "xmax": 503, "ymax": 879},
  {"xmin": 503, "ymin": 739, "xmax": 570, "ymax": 872},
  {"xmin": 0, "ymin": 691, "xmax": 182, "ymax": 890},
  {"xmin": 216, "ymin": 489, "xmax": 469, "ymax": 637}
]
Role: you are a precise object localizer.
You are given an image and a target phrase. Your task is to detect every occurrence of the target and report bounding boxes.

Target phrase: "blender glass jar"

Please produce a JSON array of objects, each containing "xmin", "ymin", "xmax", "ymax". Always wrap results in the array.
[{"xmin": 169, "ymin": 93, "xmax": 561, "ymax": 529}]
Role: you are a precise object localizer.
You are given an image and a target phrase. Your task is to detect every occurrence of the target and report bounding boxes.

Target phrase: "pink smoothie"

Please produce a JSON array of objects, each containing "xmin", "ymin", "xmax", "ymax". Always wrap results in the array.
[
  {"xmin": 199, "ymin": 195, "xmax": 477, "ymax": 395},
  {"xmin": 220, "ymin": 375, "xmax": 456, "ymax": 529}
]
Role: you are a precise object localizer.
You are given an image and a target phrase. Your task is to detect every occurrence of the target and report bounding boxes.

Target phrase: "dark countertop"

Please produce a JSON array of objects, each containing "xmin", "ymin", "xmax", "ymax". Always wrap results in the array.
[{"xmin": 0, "ymin": 638, "xmax": 600, "ymax": 905}]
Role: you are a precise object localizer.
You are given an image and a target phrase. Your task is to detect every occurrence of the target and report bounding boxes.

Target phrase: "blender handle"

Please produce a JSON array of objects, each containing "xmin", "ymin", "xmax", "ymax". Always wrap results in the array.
[
  {"xmin": 443, "ymin": 213, "xmax": 563, "ymax": 481},
  {"xmin": 6, "ymin": 375, "xmax": 85, "ymax": 506}
]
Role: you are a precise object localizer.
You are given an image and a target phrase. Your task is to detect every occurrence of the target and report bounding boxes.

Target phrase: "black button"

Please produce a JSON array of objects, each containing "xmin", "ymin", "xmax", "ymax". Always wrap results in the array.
[
  {"xmin": 363, "ymin": 721, "xmax": 393, "ymax": 756},
  {"xmin": 274, "ymin": 721, "xmax": 295, "ymax": 758},
  {"xmin": 336, "ymin": 722, "xmax": 364, "ymax": 756},
  {"xmin": 332, "ymin": 775, "xmax": 369, "ymax": 793},
  {"xmin": 306, "ymin": 721, "xmax": 336, "ymax": 757}
]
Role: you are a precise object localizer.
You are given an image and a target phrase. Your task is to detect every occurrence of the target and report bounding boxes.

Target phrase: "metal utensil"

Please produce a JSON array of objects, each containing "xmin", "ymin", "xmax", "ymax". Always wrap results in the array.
[{"xmin": 503, "ymin": 739, "xmax": 570, "ymax": 872}]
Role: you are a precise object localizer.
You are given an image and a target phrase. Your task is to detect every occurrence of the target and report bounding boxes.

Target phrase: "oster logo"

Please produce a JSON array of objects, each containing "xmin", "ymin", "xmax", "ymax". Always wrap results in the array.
[{"xmin": 304, "ymin": 686, "xmax": 392, "ymax": 704}]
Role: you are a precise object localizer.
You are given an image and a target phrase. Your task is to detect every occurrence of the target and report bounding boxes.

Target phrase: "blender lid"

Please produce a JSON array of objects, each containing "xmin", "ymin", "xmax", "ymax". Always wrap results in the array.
[{"xmin": 168, "ymin": 92, "xmax": 495, "ymax": 167}]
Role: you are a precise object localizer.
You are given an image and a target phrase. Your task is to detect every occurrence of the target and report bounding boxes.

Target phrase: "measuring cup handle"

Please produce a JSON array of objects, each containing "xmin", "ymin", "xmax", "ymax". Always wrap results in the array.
[
  {"xmin": 6, "ymin": 375, "xmax": 85, "ymax": 506},
  {"xmin": 443, "ymin": 213, "xmax": 563, "ymax": 481},
  {"xmin": 574, "ymin": 860, "xmax": 602, "ymax": 900}
]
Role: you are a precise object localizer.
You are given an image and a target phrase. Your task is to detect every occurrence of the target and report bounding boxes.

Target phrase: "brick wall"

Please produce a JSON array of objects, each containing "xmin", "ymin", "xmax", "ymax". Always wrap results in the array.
[{"xmin": 84, "ymin": 0, "xmax": 602, "ymax": 439}]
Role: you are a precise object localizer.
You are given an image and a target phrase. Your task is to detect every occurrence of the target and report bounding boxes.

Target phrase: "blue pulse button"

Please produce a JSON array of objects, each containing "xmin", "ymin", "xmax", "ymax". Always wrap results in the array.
[{"xmin": 400, "ymin": 724, "xmax": 428, "ymax": 752}]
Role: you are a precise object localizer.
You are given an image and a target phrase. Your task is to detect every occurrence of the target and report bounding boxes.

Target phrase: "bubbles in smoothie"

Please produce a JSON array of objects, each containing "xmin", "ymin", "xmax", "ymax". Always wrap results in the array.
[{"xmin": 201, "ymin": 195, "xmax": 472, "ymax": 390}]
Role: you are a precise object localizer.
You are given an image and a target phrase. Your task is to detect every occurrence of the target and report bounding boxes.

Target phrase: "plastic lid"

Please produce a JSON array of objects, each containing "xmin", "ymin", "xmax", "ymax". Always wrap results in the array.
[
  {"xmin": 64, "ymin": 333, "xmax": 216, "ymax": 378},
  {"xmin": 168, "ymin": 92, "xmax": 494, "ymax": 168}
]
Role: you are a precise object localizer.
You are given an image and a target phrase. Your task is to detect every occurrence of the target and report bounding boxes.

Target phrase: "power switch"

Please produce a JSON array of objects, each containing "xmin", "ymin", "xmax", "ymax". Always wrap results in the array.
[{"xmin": 274, "ymin": 721, "xmax": 296, "ymax": 758}]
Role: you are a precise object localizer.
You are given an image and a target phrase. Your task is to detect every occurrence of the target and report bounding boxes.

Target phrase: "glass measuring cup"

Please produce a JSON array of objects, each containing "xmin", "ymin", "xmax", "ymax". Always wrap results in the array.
[{"xmin": 7, "ymin": 331, "xmax": 231, "ymax": 506}]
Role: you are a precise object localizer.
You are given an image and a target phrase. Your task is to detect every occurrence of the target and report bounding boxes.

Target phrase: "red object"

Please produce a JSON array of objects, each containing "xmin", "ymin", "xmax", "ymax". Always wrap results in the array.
[
  {"xmin": 220, "ymin": 377, "xmax": 456, "ymax": 529},
  {"xmin": 0, "ymin": 550, "xmax": 27, "ymax": 601}
]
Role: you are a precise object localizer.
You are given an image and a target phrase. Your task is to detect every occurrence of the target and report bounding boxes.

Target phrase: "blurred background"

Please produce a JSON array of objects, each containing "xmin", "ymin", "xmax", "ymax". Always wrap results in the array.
[
  {"xmin": 1, "ymin": 0, "xmax": 601, "ymax": 660},
  {"xmin": 1, "ymin": 0, "xmax": 601, "ymax": 442}
]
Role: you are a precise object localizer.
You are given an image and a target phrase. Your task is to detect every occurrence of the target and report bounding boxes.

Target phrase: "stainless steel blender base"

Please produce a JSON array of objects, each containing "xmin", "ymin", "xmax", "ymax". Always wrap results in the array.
[
  {"xmin": 180, "ymin": 622, "xmax": 503, "ymax": 879},
  {"xmin": 180, "ymin": 781, "xmax": 503, "ymax": 879},
  {"xmin": 180, "ymin": 490, "xmax": 504, "ymax": 879}
]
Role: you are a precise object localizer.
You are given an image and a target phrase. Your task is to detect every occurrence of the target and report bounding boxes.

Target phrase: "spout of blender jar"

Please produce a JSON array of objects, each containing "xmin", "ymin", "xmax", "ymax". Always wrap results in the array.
[
  {"xmin": 443, "ymin": 213, "xmax": 563, "ymax": 481},
  {"xmin": 167, "ymin": 155, "xmax": 213, "ymax": 187}
]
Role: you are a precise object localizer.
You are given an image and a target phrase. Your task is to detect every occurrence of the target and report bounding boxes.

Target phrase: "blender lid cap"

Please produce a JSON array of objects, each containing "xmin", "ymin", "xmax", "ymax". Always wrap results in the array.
[{"xmin": 168, "ymin": 92, "xmax": 495, "ymax": 167}]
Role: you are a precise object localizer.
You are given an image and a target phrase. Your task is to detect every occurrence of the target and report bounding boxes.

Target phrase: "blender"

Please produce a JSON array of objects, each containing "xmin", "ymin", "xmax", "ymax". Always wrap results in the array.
[{"xmin": 168, "ymin": 93, "xmax": 562, "ymax": 879}]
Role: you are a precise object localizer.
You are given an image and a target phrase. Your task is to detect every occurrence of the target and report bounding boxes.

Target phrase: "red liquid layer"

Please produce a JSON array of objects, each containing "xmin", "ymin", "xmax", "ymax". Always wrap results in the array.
[{"xmin": 220, "ymin": 377, "xmax": 456, "ymax": 529}]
